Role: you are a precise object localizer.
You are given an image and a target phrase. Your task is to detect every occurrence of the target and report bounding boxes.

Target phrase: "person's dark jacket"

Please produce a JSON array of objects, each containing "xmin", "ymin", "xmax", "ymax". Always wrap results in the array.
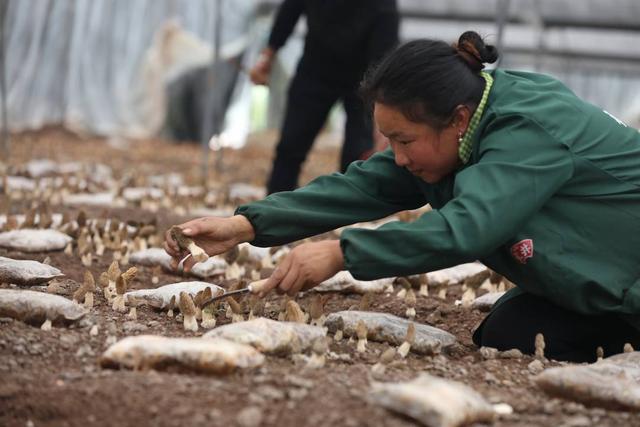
[{"xmin": 267, "ymin": 0, "xmax": 399, "ymax": 86}]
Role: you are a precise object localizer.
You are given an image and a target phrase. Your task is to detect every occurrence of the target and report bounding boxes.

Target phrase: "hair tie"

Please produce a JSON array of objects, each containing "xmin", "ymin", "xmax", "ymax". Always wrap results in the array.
[{"xmin": 453, "ymin": 40, "xmax": 484, "ymax": 71}]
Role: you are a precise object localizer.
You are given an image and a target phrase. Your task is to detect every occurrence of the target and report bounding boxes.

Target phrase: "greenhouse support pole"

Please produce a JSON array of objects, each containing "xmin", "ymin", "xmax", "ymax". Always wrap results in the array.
[
  {"xmin": 0, "ymin": 0, "xmax": 9, "ymax": 160},
  {"xmin": 200, "ymin": 0, "xmax": 224, "ymax": 183}
]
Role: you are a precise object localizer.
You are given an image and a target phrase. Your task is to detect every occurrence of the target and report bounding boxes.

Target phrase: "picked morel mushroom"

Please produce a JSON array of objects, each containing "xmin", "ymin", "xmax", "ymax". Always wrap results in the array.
[
  {"xmin": 170, "ymin": 226, "xmax": 208, "ymax": 263},
  {"xmin": 179, "ymin": 291, "xmax": 198, "ymax": 332},
  {"xmin": 398, "ymin": 323, "xmax": 416, "ymax": 358}
]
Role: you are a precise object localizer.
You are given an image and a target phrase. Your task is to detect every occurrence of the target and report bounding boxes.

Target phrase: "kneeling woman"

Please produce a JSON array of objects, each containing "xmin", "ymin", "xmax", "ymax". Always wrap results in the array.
[{"xmin": 165, "ymin": 31, "xmax": 640, "ymax": 363}]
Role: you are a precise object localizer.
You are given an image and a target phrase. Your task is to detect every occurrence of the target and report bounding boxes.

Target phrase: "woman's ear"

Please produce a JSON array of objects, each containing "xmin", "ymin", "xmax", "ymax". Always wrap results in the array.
[{"xmin": 450, "ymin": 105, "xmax": 472, "ymax": 134}]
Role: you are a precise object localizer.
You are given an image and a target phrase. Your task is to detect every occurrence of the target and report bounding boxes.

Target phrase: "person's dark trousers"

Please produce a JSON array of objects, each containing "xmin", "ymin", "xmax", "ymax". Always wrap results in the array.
[
  {"xmin": 473, "ymin": 291, "xmax": 640, "ymax": 363},
  {"xmin": 266, "ymin": 70, "xmax": 372, "ymax": 194}
]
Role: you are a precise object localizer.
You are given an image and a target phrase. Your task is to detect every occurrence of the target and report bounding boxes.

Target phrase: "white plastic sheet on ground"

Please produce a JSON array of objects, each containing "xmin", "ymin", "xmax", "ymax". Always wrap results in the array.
[
  {"xmin": 100, "ymin": 335, "xmax": 264, "ymax": 374},
  {"xmin": 0, "ymin": 229, "xmax": 72, "ymax": 252},
  {"xmin": 204, "ymin": 318, "xmax": 326, "ymax": 355},
  {"xmin": 125, "ymin": 281, "xmax": 224, "ymax": 309},
  {"xmin": 0, "ymin": 256, "xmax": 64, "ymax": 285},
  {"xmin": 369, "ymin": 374, "xmax": 496, "ymax": 427},
  {"xmin": 0, "ymin": 289, "xmax": 86, "ymax": 326}
]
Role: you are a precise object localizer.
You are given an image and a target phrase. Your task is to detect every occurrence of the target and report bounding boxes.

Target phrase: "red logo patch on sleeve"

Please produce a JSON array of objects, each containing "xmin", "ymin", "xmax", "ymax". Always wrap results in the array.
[{"xmin": 510, "ymin": 239, "xmax": 534, "ymax": 264}]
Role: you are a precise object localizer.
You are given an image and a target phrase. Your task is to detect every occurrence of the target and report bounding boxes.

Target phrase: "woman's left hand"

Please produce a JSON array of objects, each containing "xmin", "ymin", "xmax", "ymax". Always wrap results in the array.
[{"xmin": 260, "ymin": 240, "xmax": 345, "ymax": 297}]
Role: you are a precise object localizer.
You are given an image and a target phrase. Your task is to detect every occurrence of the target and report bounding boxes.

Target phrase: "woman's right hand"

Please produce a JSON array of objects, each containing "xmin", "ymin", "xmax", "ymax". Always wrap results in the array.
[{"xmin": 164, "ymin": 215, "xmax": 255, "ymax": 272}]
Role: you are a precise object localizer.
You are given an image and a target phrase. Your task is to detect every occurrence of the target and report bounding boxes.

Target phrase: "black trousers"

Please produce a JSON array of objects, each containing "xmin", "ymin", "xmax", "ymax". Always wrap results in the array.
[
  {"xmin": 473, "ymin": 292, "xmax": 640, "ymax": 363},
  {"xmin": 266, "ymin": 70, "xmax": 372, "ymax": 194}
]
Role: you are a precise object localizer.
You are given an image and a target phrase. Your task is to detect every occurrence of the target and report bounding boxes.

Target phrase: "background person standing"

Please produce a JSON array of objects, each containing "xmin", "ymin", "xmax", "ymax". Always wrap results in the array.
[{"xmin": 250, "ymin": 0, "xmax": 399, "ymax": 194}]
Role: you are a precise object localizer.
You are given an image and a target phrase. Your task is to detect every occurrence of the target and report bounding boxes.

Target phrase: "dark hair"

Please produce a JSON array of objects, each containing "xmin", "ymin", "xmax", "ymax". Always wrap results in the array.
[{"xmin": 360, "ymin": 31, "xmax": 498, "ymax": 129}]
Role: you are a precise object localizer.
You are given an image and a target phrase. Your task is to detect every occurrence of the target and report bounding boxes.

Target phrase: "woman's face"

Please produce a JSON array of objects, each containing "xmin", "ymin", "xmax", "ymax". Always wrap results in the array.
[{"xmin": 374, "ymin": 102, "xmax": 464, "ymax": 184}]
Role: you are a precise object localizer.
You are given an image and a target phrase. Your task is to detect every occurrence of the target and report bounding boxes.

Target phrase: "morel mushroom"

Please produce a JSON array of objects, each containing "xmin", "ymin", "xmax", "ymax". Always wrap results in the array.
[
  {"xmin": 624, "ymin": 343, "xmax": 635, "ymax": 353},
  {"xmin": 94, "ymin": 231, "xmax": 105, "ymax": 256},
  {"xmin": 225, "ymin": 262, "xmax": 244, "ymax": 281},
  {"xmin": 285, "ymin": 300, "xmax": 306, "ymax": 324},
  {"xmin": 277, "ymin": 296, "xmax": 289, "ymax": 322},
  {"xmin": 398, "ymin": 323, "xmax": 416, "ymax": 358},
  {"xmin": 534, "ymin": 333, "xmax": 545, "ymax": 360},
  {"xmin": 21, "ymin": 207, "xmax": 36, "ymax": 229},
  {"xmin": 396, "ymin": 277, "xmax": 411, "ymax": 300},
  {"xmin": 201, "ymin": 294, "xmax": 219, "ymax": 329},
  {"xmin": 309, "ymin": 294, "xmax": 328, "ymax": 327},
  {"xmin": 64, "ymin": 241, "xmax": 74, "ymax": 256},
  {"xmin": 121, "ymin": 266, "xmax": 137, "ymax": 285},
  {"xmin": 488, "ymin": 271, "xmax": 503, "ymax": 293},
  {"xmin": 356, "ymin": 320, "xmax": 368, "ymax": 353},
  {"xmin": 417, "ymin": 274, "xmax": 429, "ymax": 297},
  {"xmin": 112, "ymin": 274, "xmax": 127, "ymax": 312},
  {"xmin": 372, "ymin": 346, "xmax": 397, "ymax": 377},
  {"xmin": 193, "ymin": 288, "xmax": 212, "ymax": 321},
  {"xmin": 38, "ymin": 205, "xmax": 52, "ymax": 229},
  {"xmin": 73, "ymin": 280, "xmax": 87, "ymax": 304},
  {"xmin": 435, "ymin": 280, "xmax": 449, "ymax": 300},
  {"xmin": 170, "ymin": 226, "xmax": 208, "ymax": 263},
  {"xmin": 333, "ymin": 316, "xmax": 344, "ymax": 342},
  {"xmin": 201, "ymin": 304, "xmax": 217, "ymax": 328},
  {"xmin": 405, "ymin": 289, "xmax": 417, "ymax": 319},
  {"xmin": 82, "ymin": 270, "xmax": 95, "ymax": 309},
  {"xmin": 359, "ymin": 292, "xmax": 372, "ymax": 312},
  {"xmin": 107, "ymin": 260, "xmax": 121, "ymax": 295},
  {"xmin": 227, "ymin": 296, "xmax": 245, "ymax": 323},
  {"xmin": 248, "ymin": 296, "xmax": 265, "ymax": 320},
  {"xmin": 98, "ymin": 272, "xmax": 110, "ymax": 300},
  {"xmin": 76, "ymin": 209, "xmax": 87, "ymax": 229},
  {"xmin": 179, "ymin": 291, "xmax": 198, "ymax": 332},
  {"xmin": 306, "ymin": 337, "xmax": 328, "ymax": 369},
  {"xmin": 167, "ymin": 295, "xmax": 176, "ymax": 318},
  {"xmin": 5, "ymin": 215, "xmax": 18, "ymax": 231},
  {"xmin": 461, "ymin": 270, "xmax": 490, "ymax": 307}
]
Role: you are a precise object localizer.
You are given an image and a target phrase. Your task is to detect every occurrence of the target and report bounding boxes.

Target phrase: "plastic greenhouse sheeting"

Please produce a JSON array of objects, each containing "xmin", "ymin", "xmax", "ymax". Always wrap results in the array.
[{"xmin": 3, "ymin": 0, "xmax": 261, "ymax": 147}]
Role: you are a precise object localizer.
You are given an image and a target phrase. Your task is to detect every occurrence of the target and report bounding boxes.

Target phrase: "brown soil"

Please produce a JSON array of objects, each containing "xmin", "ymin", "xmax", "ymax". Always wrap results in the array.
[{"xmin": 1, "ymin": 129, "xmax": 638, "ymax": 427}]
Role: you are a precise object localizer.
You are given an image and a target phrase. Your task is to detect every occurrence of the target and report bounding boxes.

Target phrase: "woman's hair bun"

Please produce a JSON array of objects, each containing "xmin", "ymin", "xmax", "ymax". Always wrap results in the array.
[{"xmin": 454, "ymin": 31, "xmax": 499, "ymax": 72}]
